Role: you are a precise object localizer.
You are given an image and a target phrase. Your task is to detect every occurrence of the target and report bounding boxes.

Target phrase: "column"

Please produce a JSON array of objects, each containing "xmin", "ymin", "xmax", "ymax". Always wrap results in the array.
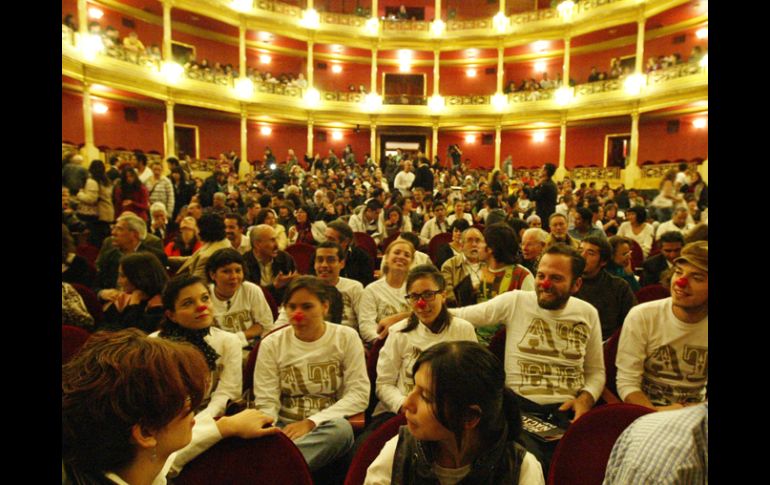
[
  {"xmin": 432, "ymin": 122, "xmax": 439, "ymax": 163},
  {"xmin": 165, "ymin": 100, "xmax": 176, "ymax": 159},
  {"xmin": 239, "ymin": 21, "xmax": 246, "ymax": 78},
  {"xmin": 370, "ymin": 121, "xmax": 377, "ymax": 165},
  {"xmin": 307, "ymin": 117, "xmax": 314, "ymax": 157},
  {"xmin": 77, "ymin": 0, "xmax": 87, "ymax": 36},
  {"xmin": 370, "ymin": 47, "xmax": 378, "ymax": 93},
  {"xmin": 563, "ymin": 37, "xmax": 571, "ymax": 87},
  {"xmin": 307, "ymin": 40, "xmax": 314, "ymax": 87},
  {"xmin": 82, "ymin": 82, "xmax": 99, "ymax": 160},
  {"xmin": 494, "ymin": 124, "xmax": 502, "ymax": 170},
  {"xmin": 496, "ymin": 45, "xmax": 504, "ymax": 93},
  {"xmin": 624, "ymin": 110, "xmax": 641, "ymax": 187},
  {"xmin": 372, "ymin": 0, "xmax": 378, "ymax": 17},
  {"xmin": 634, "ymin": 12, "xmax": 645, "ymax": 74},
  {"xmin": 162, "ymin": 1, "xmax": 172, "ymax": 62},
  {"xmin": 499, "ymin": 0, "xmax": 506, "ymax": 16},
  {"xmin": 556, "ymin": 116, "xmax": 568, "ymax": 180},
  {"xmin": 240, "ymin": 106, "xmax": 249, "ymax": 176},
  {"xmin": 307, "ymin": 0, "xmax": 314, "ymax": 10},
  {"xmin": 435, "ymin": 0, "xmax": 442, "ymax": 20},
  {"xmin": 433, "ymin": 50, "xmax": 440, "ymax": 95}
]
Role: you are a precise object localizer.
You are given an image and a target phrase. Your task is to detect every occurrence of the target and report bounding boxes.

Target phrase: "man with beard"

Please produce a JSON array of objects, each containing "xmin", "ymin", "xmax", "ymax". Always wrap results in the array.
[
  {"xmin": 440, "ymin": 227, "xmax": 485, "ymax": 307},
  {"xmin": 451, "ymin": 243, "xmax": 604, "ymax": 470}
]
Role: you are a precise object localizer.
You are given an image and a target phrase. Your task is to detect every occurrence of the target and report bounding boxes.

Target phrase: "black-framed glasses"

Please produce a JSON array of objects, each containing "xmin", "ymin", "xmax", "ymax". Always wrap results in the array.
[{"xmin": 405, "ymin": 290, "xmax": 440, "ymax": 304}]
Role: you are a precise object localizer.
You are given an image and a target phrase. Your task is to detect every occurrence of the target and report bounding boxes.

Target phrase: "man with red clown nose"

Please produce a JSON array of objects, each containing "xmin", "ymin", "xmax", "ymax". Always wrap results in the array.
[
  {"xmin": 616, "ymin": 240, "xmax": 708, "ymax": 412},
  {"xmin": 452, "ymin": 243, "xmax": 604, "ymax": 471}
]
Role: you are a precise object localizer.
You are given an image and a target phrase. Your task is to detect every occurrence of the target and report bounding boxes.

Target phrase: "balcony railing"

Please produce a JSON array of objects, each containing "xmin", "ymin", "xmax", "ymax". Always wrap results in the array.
[
  {"xmin": 575, "ymin": 78, "xmax": 623, "ymax": 96},
  {"xmin": 446, "ymin": 94, "xmax": 491, "ymax": 106},
  {"xmin": 383, "ymin": 94, "xmax": 428, "ymax": 105},
  {"xmin": 648, "ymin": 61, "xmax": 706, "ymax": 86},
  {"xmin": 572, "ymin": 166, "xmax": 622, "ymax": 180},
  {"xmin": 322, "ymin": 91, "xmax": 365, "ymax": 103},
  {"xmin": 509, "ymin": 88, "xmax": 556, "ymax": 103}
]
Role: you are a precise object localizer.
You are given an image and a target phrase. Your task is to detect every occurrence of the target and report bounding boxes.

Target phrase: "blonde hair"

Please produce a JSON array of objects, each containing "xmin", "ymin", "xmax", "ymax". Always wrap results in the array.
[{"xmin": 382, "ymin": 239, "xmax": 415, "ymax": 275}]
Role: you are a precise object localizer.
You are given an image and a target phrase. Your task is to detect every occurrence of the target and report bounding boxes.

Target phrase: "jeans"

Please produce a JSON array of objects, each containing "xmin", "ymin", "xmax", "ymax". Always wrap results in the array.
[{"xmin": 279, "ymin": 417, "xmax": 354, "ymax": 471}]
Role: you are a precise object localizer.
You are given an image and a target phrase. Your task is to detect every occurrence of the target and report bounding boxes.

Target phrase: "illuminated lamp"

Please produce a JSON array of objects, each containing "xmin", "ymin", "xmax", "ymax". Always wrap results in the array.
[
  {"xmin": 534, "ymin": 60, "xmax": 547, "ymax": 73},
  {"xmin": 533, "ymin": 131, "xmax": 546, "ymax": 143},
  {"xmin": 80, "ymin": 33, "xmax": 105, "ymax": 61},
  {"xmin": 557, "ymin": 1, "xmax": 575, "ymax": 20},
  {"xmin": 623, "ymin": 73, "xmax": 646, "ymax": 95},
  {"xmin": 493, "ymin": 12, "xmax": 510, "ymax": 33},
  {"xmin": 466, "ymin": 68, "xmax": 477, "ymax": 77},
  {"xmin": 300, "ymin": 9, "xmax": 320, "ymax": 29},
  {"xmin": 260, "ymin": 126, "xmax": 272, "ymax": 135},
  {"xmin": 88, "ymin": 7, "xmax": 104, "ymax": 20},
  {"xmin": 161, "ymin": 61, "xmax": 184, "ymax": 84},
  {"xmin": 428, "ymin": 94, "xmax": 445, "ymax": 113},
  {"xmin": 332, "ymin": 131, "xmax": 344, "ymax": 141},
  {"xmin": 465, "ymin": 134, "xmax": 477, "ymax": 144},
  {"xmin": 230, "ymin": 0, "xmax": 253, "ymax": 12},
  {"xmin": 364, "ymin": 93, "xmax": 383, "ymax": 112},
  {"xmin": 699, "ymin": 54, "xmax": 708, "ymax": 69},
  {"xmin": 304, "ymin": 87, "xmax": 321, "ymax": 108},
  {"xmin": 259, "ymin": 54, "xmax": 271, "ymax": 64},
  {"xmin": 554, "ymin": 86, "xmax": 574, "ymax": 106},
  {"xmin": 692, "ymin": 118, "xmax": 707, "ymax": 129},
  {"xmin": 365, "ymin": 17, "xmax": 380, "ymax": 36},
  {"xmin": 696, "ymin": 28, "xmax": 708, "ymax": 39},
  {"xmin": 92, "ymin": 102, "xmax": 108, "ymax": 114},
  {"xmin": 331, "ymin": 64, "xmax": 343, "ymax": 74},
  {"xmin": 235, "ymin": 77, "xmax": 254, "ymax": 98},
  {"xmin": 491, "ymin": 92, "xmax": 508, "ymax": 111},
  {"xmin": 431, "ymin": 19, "xmax": 446, "ymax": 37}
]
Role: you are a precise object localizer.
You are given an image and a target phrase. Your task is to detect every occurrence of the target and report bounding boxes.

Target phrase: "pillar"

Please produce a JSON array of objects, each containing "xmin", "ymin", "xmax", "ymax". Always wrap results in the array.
[
  {"xmin": 624, "ymin": 110, "xmax": 641, "ymax": 187},
  {"xmin": 556, "ymin": 117, "xmax": 568, "ymax": 180},
  {"xmin": 370, "ymin": 122, "xmax": 377, "ymax": 165},
  {"xmin": 77, "ymin": 0, "xmax": 87, "ymax": 36},
  {"xmin": 432, "ymin": 122, "xmax": 439, "ymax": 163},
  {"xmin": 372, "ymin": 0, "xmax": 378, "ymax": 17},
  {"xmin": 240, "ymin": 107, "xmax": 249, "ymax": 176},
  {"xmin": 165, "ymin": 100, "xmax": 176, "ymax": 159},
  {"xmin": 497, "ymin": 45, "xmax": 504, "ymax": 93},
  {"xmin": 433, "ymin": 50, "xmax": 440, "ymax": 95},
  {"xmin": 162, "ymin": 1, "xmax": 172, "ymax": 62},
  {"xmin": 563, "ymin": 37, "xmax": 571, "ymax": 87},
  {"xmin": 307, "ymin": 40, "xmax": 314, "ymax": 87},
  {"xmin": 239, "ymin": 21, "xmax": 246, "ymax": 78},
  {"xmin": 499, "ymin": 0, "xmax": 506, "ymax": 16},
  {"xmin": 634, "ymin": 12, "xmax": 645, "ymax": 74},
  {"xmin": 494, "ymin": 124, "xmax": 502, "ymax": 170},
  {"xmin": 307, "ymin": 117, "xmax": 314, "ymax": 157},
  {"xmin": 82, "ymin": 82, "xmax": 99, "ymax": 161},
  {"xmin": 435, "ymin": 0, "xmax": 442, "ymax": 20},
  {"xmin": 370, "ymin": 47, "xmax": 378, "ymax": 93}
]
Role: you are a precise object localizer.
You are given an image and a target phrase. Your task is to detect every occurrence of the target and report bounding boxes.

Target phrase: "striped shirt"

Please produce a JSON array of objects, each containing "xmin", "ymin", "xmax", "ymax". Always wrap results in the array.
[{"xmin": 603, "ymin": 403, "xmax": 708, "ymax": 485}]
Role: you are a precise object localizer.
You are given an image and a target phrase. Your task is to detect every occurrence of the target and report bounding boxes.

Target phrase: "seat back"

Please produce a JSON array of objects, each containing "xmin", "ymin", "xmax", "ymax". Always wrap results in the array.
[
  {"xmin": 627, "ymin": 239, "xmax": 644, "ymax": 272},
  {"xmin": 175, "ymin": 433, "xmax": 313, "ymax": 485},
  {"xmin": 365, "ymin": 335, "xmax": 388, "ymax": 420},
  {"xmin": 260, "ymin": 285, "xmax": 280, "ymax": 321},
  {"xmin": 634, "ymin": 284, "xmax": 669, "ymax": 304},
  {"xmin": 488, "ymin": 325, "xmax": 507, "ymax": 364},
  {"xmin": 353, "ymin": 232, "xmax": 378, "ymax": 264},
  {"xmin": 75, "ymin": 243, "xmax": 100, "ymax": 267},
  {"xmin": 427, "ymin": 232, "xmax": 453, "ymax": 266},
  {"xmin": 285, "ymin": 242, "xmax": 316, "ymax": 275},
  {"xmin": 547, "ymin": 404, "xmax": 654, "ymax": 485},
  {"xmin": 380, "ymin": 231, "xmax": 401, "ymax": 252},
  {"xmin": 62, "ymin": 325, "xmax": 91, "ymax": 364},
  {"xmin": 344, "ymin": 413, "xmax": 407, "ymax": 485},
  {"xmin": 70, "ymin": 282, "xmax": 104, "ymax": 325},
  {"xmin": 602, "ymin": 328, "xmax": 622, "ymax": 400}
]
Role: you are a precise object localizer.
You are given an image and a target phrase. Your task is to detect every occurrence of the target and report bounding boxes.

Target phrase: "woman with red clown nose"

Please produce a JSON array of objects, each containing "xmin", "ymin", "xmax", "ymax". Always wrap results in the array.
[
  {"xmin": 357, "ymin": 264, "xmax": 478, "ymax": 446},
  {"xmin": 153, "ymin": 275, "xmax": 243, "ymax": 421},
  {"xmin": 253, "ymin": 276, "xmax": 370, "ymax": 472}
]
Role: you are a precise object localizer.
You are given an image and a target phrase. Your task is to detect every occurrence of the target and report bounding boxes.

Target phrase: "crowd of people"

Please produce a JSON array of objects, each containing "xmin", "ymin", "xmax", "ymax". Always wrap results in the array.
[{"xmin": 62, "ymin": 138, "xmax": 708, "ymax": 483}]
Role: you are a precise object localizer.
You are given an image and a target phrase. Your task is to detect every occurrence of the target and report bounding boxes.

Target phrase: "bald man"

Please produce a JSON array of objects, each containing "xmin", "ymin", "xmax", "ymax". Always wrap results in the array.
[{"xmin": 243, "ymin": 224, "xmax": 298, "ymax": 303}]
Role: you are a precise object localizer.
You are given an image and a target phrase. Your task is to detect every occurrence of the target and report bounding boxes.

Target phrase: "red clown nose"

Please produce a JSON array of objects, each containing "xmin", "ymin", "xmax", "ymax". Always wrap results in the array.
[
  {"xmin": 674, "ymin": 277, "xmax": 688, "ymax": 288},
  {"xmin": 292, "ymin": 310, "xmax": 305, "ymax": 323},
  {"xmin": 416, "ymin": 299, "xmax": 427, "ymax": 309},
  {"xmin": 541, "ymin": 280, "xmax": 552, "ymax": 290},
  {"xmin": 196, "ymin": 305, "xmax": 208, "ymax": 312}
]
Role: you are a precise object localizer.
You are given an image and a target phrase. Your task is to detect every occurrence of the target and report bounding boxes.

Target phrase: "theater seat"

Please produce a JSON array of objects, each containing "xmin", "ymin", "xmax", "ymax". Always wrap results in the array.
[
  {"xmin": 547, "ymin": 404, "xmax": 654, "ymax": 485},
  {"xmin": 175, "ymin": 433, "xmax": 313, "ymax": 485},
  {"xmin": 635, "ymin": 284, "xmax": 669, "ymax": 304},
  {"xmin": 601, "ymin": 328, "xmax": 622, "ymax": 404},
  {"xmin": 260, "ymin": 285, "xmax": 280, "ymax": 321},
  {"xmin": 427, "ymin": 232, "xmax": 452, "ymax": 266},
  {"xmin": 70, "ymin": 282, "xmax": 104, "ymax": 325},
  {"xmin": 62, "ymin": 325, "xmax": 91, "ymax": 364},
  {"xmin": 286, "ymin": 242, "xmax": 316, "ymax": 275},
  {"xmin": 365, "ymin": 336, "xmax": 388, "ymax": 421},
  {"xmin": 344, "ymin": 413, "xmax": 407, "ymax": 485},
  {"xmin": 353, "ymin": 232, "xmax": 378, "ymax": 264}
]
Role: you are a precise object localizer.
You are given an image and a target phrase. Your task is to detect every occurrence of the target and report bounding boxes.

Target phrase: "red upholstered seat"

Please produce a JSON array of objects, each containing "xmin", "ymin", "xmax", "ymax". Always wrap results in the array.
[
  {"xmin": 260, "ymin": 285, "xmax": 280, "ymax": 321},
  {"xmin": 601, "ymin": 328, "xmax": 622, "ymax": 403},
  {"xmin": 428, "ymin": 232, "xmax": 453, "ymax": 266},
  {"xmin": 175, "ymin": 433, "xmax": 313, "ymax": 485},
  {"xmin": 488, "ymin": 325, "xmax": 507, "ymax": 364},
  {"xmin": 353, "ymin": 232, "xmax": 378, "ymax": 264},
  {"xmin": 635, "ymin": 284, "xmax": 669, "ymax": 304},
  {"xmin": 242, "ymin": 324, "xmax": 288, "ymax": 402},
  {"xmin": 547, "ymin": 403, "xmax": 654, "ymax": 485},
  {"xmin": 365, "ymin": 335, "xmax": 388, "ymax": 421},
  {"xmin": 285, "ymin": 242, "xmax": 316, "ymax": 275},
  {"xmin": 344, "ymin": 413, "xmax": 407, "ymax": 485},
  {"xmin": 627, "ymin": 239, "xmax": 644, "ymax": 273},
  {"xmin": 75, "ymin": 243, "xmax": 100, "ymax": 267},
  {"xmin": 69, "ymin": 282, "xmax": 104, "ymax": 325},
  {"xmin": 380, "ymin": 232, "xmax": 401, "ymax": 252},
  {"xmin": 62, "ymin": 325, "xmax": 91, "ymax": 364}
]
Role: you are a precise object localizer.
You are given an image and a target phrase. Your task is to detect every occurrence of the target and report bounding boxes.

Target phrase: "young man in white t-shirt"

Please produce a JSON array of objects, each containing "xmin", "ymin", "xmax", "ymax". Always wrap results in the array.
[{"xmin": 616, "ymin": 241, "xmax": 708, "ymax": 411}]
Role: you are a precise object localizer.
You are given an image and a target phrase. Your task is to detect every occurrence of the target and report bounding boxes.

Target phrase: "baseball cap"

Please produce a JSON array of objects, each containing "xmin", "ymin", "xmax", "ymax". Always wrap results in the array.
[{"xmin": 674, "ymin": 240, "xmax": 707, "ymax": 272}]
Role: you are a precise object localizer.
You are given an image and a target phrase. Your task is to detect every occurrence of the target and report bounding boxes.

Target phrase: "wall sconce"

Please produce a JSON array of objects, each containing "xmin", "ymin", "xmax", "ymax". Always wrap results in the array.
[
  {"xmin": 299, "ymin": 9, "xmax": 320, "ymax": 29},
  {"xmin": 466, "ymin": 68, "xmax": 477, "ymax": 77},
  {"xmin": 331, "ymin": 64, "xmax": 343, "ymax": 74},
  {"xmin": 533, "ymin": 131, "xmax": 546, "ymax": 143},
  {"xmin": 259, "ymin": 54, "xmax": 271, "ymax": 64},
  {"xmin": 92, "ymin": 102, "xmax": 109, "ymax": 114},
  {"xmin": 235, "ymin": 78, "xmax": 254, "ymax": 98},
  {"xmin": 260, "ymin": 126, "xmax": 272, "ymax": 135},
  {"xmin": 332, "ymin": 131, "xmax": 344, "ymax": 141},
  {"xmin": 465, "ymin": 134, "xmax": 477, "ymax": 144},
  {"xmin": 692, "ymin": 118, "xmax": 707, "ymax": 129}
]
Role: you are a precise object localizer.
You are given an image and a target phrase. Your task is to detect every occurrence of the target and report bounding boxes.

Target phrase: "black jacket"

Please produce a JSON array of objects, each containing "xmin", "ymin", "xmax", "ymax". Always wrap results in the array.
[{"xmin": 243, "ymin": 250, "xmax": 297, "ymax": 304}]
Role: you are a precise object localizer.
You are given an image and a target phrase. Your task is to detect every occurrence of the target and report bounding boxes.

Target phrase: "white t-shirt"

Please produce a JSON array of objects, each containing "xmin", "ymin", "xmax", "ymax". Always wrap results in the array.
[
  {"xmin": 358, "ymin": 278, "xmax": 411, "ymax": 343},
  {"xmin": 617, "ymin": 222, "xmax": 655, "ymax": 258},
  {"xmin": 209, "ymin": 281, "xmax": 275, "ymax": 348},
  {"xmin": 654, "ymin": 219, "xmax": 692, "ymax": 240},
  {"xmin": 364, "ymin": 434, "xmax": 545, "ymax": 485},
  {"xmin": 253, "ymin": 323, "xmax": 370, "ymax": 426},
  {"xmin": 394, "ymin": 171, "xmax": 416, "ymax": 194},
  {"xmin": 374, "ymin": 316, "xmax": 478, "ymax": 416},
  {"xmin": 453, "ymin": 291, "xmax": 605, "ymax": 404},
  {"xmin": 616, "ymin": 298, "xmax": 708, "ymax": 406},
  {"xmin": 274, "ymin": 277, "xmax": 364, "ymax": 330},
  {"xmin": 446, "ymin": 213, "xmax": 474, "ymax": 226}
]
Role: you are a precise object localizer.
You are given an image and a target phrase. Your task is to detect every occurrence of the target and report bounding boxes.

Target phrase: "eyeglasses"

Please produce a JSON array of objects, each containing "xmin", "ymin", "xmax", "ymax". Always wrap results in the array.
[{"xmin": 405, "ymin": 290, "xmax": 440, "ymax": 304}]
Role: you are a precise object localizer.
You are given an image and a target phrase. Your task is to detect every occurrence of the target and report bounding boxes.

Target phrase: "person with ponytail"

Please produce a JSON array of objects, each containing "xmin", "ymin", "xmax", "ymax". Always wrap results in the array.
[
  {"xmin": 152, "ymin": 275, "xmax": 242, "ymax": 421},
  {"xmin": 365, "ymin": 341, "xmax": 545, "ymax": 485}
]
